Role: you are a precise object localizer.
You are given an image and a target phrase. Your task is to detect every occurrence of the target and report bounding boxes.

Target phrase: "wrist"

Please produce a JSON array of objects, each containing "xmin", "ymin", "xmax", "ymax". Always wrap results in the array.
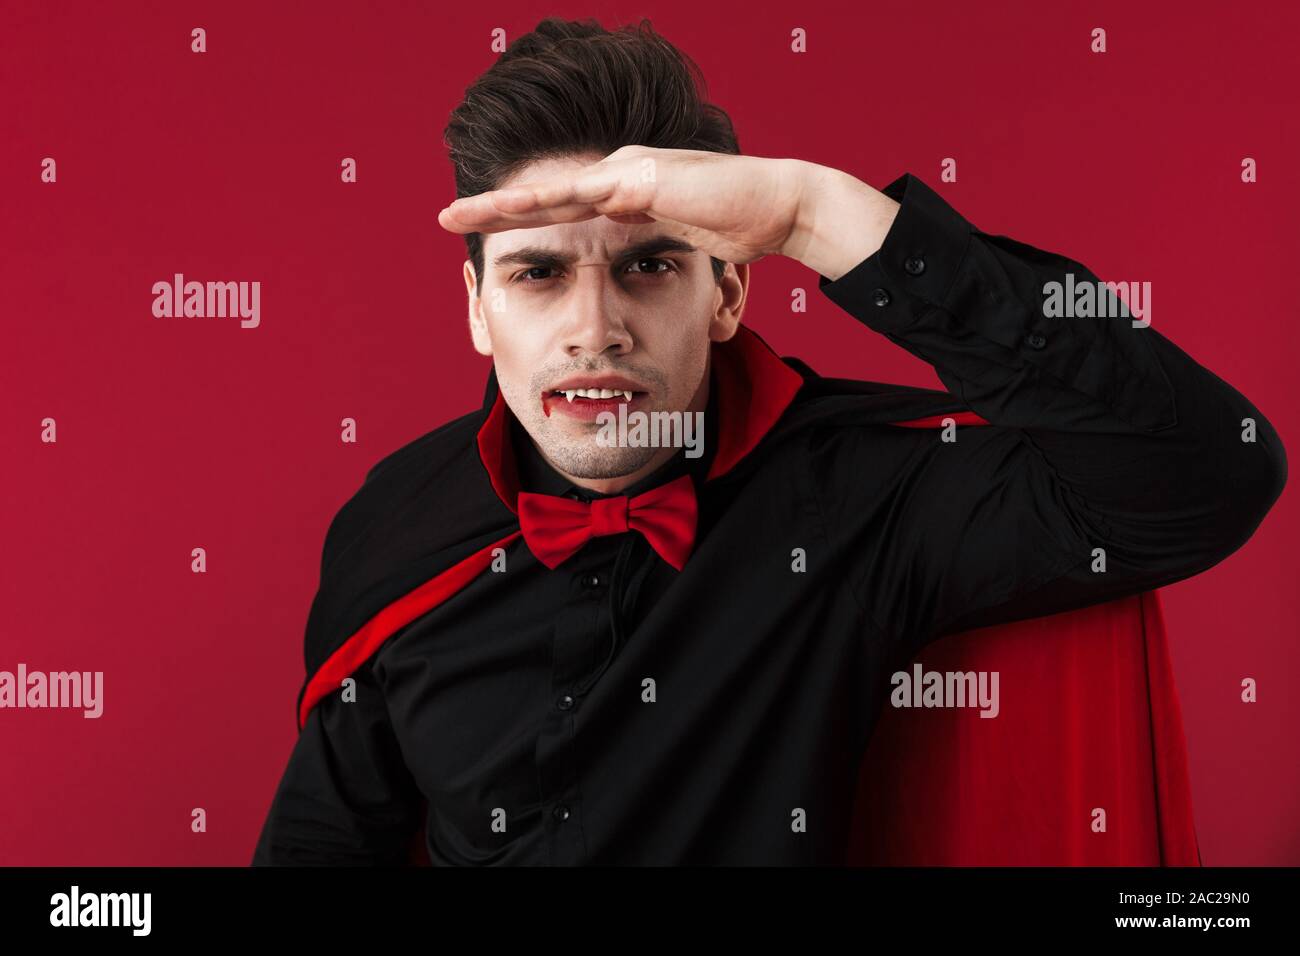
[{"xmin": 781, "ymin": 160, "xmax": 901, "ymax": 282}]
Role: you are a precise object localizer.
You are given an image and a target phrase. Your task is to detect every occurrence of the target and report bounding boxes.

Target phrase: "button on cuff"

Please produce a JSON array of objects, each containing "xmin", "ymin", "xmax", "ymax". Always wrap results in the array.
[{"xmin": 818, "ymin": 173, "xmax": 974, "ymax": 334}]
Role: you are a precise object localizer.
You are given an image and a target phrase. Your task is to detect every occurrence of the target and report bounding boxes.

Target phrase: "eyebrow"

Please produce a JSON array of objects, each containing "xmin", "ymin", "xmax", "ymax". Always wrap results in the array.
[{"xmin": 490, "ymin": 236, "xmax": 700, "ymax": 271}]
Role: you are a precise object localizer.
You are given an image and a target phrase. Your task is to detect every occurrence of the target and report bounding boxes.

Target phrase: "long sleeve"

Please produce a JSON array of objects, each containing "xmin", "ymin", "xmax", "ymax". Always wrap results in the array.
[
  {"xmin": 251, "ymin": 659, "xmax": 424, "ymax": 865},
  {"xmin": 809, "ymin": 173, "xmax": 1287, "ymax": 661}
]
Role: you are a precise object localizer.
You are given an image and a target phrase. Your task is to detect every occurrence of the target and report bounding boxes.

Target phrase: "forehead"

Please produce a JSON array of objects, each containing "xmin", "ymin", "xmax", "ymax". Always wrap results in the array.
[{"xmin": 482, "ymin": 153, "xmax": 683, "ymax": 265}]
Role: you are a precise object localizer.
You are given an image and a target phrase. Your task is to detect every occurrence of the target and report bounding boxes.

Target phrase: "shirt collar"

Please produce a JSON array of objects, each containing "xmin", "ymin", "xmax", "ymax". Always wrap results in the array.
[{"xmin": 476, "ymin": 324, "xmax": 805, "ymax": 515}]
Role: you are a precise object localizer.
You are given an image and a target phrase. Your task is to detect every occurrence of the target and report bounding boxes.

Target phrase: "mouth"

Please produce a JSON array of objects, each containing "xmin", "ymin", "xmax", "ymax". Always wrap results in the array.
[{"xmin": 541, "ymin": 384, "xmax": 652, "ymax": 421}]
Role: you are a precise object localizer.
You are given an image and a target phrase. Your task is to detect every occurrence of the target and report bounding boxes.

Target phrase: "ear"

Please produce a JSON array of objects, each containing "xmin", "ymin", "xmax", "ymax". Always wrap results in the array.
[
  {"xmin": 463, "ymin": 259, "xmax": 493, "ymax": 356},
  {"xmin": 708, "ymin": 261, "xmax": 748, "ymax": 343}
]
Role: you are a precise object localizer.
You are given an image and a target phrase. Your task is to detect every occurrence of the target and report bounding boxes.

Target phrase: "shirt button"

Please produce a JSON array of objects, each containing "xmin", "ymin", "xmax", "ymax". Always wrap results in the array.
[
  {"xmin": 1024, "ymin": 332, "xmax": 1048, "ymax": 349},
  {"xmin": 557, "ymin": 694, "xmax": 575, "ymax": 711},
  {"xmin": 553, "ymin": 804, "xmax": 571, "ymax": 822},
  {"xmin": 581, "ymin": 572, "xmax": 601, "ymax": 589},
  {"xmin": 904, "ymin": 256, "xmax": 926, "ymax": 275},
  {"xmin": 872, "ymin": 288, "xmax": 891, "ymax": 307}
]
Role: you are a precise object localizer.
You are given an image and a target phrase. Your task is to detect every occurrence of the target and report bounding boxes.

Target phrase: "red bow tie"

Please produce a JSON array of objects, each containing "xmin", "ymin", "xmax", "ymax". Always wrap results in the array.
[{"xmin": 517, "ymin": 474, "xmax": 698, "ymax": 571}]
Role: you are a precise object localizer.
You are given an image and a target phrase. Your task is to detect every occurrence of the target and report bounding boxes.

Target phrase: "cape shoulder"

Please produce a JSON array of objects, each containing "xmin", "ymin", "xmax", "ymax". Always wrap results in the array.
[
  {"xmin": 301, "ymin": 403, "xmax": 517, "ymax": 681},
  {"xmin": 710, "ymin": 355, "xmax": 987, "ymax": 487}
]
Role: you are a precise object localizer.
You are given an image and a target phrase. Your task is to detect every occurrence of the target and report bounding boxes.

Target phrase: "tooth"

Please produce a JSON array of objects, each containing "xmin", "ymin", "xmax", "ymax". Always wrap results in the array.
[
  {"xmin": 598, "ymin": 388, "xmax": 614, "ymax": 399},
  {"xmin": 564, "ymin": 390, "xmax": 576, "ymax": 402},
  {"xmin": 621, "ymin": 390, "xmax": 632, "ymax": 401}
]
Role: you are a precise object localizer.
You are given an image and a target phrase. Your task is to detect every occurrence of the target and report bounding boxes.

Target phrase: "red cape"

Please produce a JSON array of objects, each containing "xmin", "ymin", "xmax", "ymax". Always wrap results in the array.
[{"xmin": 846, "ymin": 588, "xmax": 1200, "ymax": 865}]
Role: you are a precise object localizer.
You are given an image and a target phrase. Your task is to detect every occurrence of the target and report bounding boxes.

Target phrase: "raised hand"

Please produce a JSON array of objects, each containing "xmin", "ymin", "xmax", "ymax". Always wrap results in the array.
[
  {"xmin": 437, "ymin": 145, "xmax": 900, "ymax": 282},
  {"xmin": 436, "ymin": 145, "xmax": 810, "ymax": 267}
]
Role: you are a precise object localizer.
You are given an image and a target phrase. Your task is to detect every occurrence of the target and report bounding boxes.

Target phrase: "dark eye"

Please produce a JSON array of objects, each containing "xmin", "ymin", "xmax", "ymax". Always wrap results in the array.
[
  {"xmin": 626, "ymin": 257, "xmax": 673, "ymax": 276},
  {"xmin": 515, "ymin": 266, "xmax": 557, "ymax": 284}
]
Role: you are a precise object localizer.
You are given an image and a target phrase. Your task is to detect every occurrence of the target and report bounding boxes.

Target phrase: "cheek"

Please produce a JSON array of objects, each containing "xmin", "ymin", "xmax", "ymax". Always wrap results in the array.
[
  {"xmin": 486, "ymin": 323, "xmax": 541, "ymax": 396},
  {"xmin": 664, "ymin": 330, "xmax": 711, "ymax": 406},
  {"xmin": 485, "ymin": 337, "xmax": 527, "ymax": 412}
]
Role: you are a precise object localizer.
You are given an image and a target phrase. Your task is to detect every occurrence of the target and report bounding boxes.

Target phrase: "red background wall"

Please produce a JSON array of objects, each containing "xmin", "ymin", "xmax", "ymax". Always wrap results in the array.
[{"xmin": 2, "ymin": 0, "xmax": 1296, "ymax": 865}]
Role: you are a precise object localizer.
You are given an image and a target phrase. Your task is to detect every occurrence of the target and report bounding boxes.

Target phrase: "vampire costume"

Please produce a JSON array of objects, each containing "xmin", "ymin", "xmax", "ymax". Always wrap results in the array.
[{"xmin": 251, "ymin": 173, "xmax": 1286, "ymax": 866}]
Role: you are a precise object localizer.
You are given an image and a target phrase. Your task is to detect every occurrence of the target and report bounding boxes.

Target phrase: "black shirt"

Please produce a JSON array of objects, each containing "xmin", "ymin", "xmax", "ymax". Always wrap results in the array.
[{"xmin": 252, "ymin": 173, "xmax": 1286, "ymax": 866}]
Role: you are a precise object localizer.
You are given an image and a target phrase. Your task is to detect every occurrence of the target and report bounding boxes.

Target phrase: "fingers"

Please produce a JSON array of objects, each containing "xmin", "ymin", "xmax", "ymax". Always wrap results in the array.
[
  {"xmin": 438, "ymin": 199, "xmax": 607, "ymax": 234},
  {"xmin": 437, "ymin": 158, "xmax": 649, "ymax": 234},
  {"xmin": 518, "ymin": 165, "xmax": 620, "ymax": 211}
]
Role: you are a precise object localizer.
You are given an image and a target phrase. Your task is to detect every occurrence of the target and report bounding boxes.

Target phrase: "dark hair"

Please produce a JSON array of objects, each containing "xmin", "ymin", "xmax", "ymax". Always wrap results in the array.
[{"xmin": 443, "ymin": 17, "xmax": 740, "ymax": 294}]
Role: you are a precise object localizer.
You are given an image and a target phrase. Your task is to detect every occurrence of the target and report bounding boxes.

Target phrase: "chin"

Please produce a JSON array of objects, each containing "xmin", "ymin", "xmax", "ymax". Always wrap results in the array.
[{"xmin": 542, "ymin": 440, "xmax": 660, "ymax": 481}]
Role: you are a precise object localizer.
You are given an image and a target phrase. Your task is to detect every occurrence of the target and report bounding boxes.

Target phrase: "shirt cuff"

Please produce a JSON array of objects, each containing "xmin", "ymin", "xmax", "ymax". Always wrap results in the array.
[{"xmin": 816, "ymin": 173, "xmax": 974, "ymax": 334}]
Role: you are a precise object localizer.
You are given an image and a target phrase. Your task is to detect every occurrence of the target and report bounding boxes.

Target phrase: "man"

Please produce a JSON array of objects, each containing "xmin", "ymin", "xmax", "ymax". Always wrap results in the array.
[{"xmin": 251, "ymin": 17, "xmax": 1285, "ymax": 865}]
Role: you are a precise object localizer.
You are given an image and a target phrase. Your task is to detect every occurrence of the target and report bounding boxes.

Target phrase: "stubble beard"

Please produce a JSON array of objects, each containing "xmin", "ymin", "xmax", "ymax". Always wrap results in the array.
[{"xmin": 532, "ymin": 419, "xmax": 662, "ymax": 480}]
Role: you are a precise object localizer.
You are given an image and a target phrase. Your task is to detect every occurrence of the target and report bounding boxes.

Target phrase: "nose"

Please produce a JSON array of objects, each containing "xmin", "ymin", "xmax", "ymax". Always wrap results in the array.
[{"xmin": 560, "ymin": 264, "xmax": 633, "ymax": 358}]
